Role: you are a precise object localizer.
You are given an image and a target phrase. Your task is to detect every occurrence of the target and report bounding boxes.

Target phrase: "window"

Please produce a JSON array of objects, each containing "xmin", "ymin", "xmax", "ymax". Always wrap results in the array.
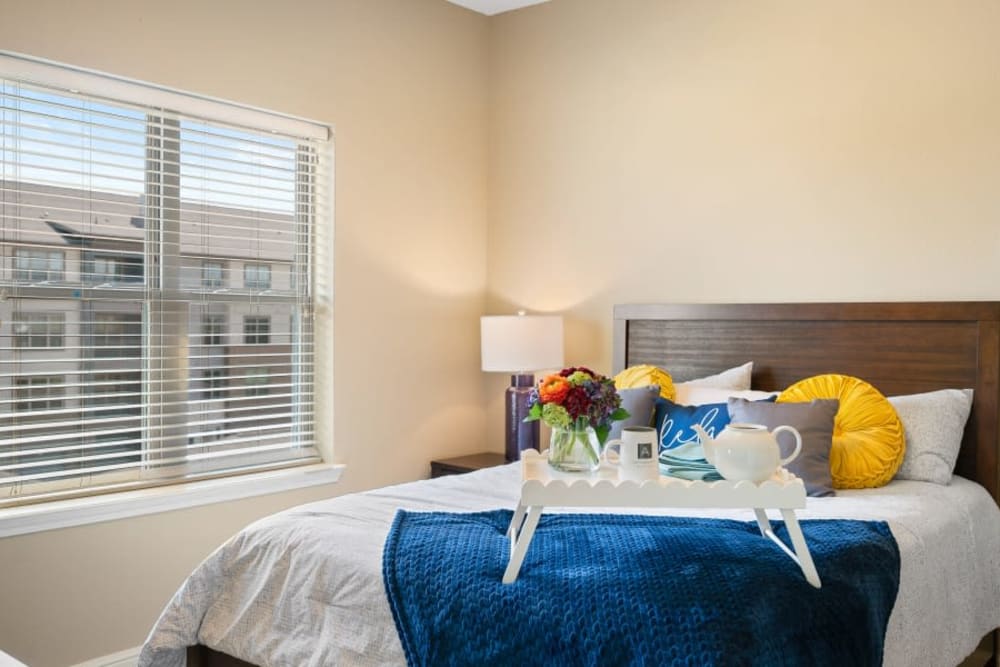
[
  {"xmin": 202, "ymin": 314, "xmax": 226, "ymax": 346},
  {"xmin": 244, "ymin": 263, "xmax": 271, "ymax": 290},
  {"xmin": 14, "ymin": 249, "xmax": 64, "ymax": 282},
  {"xmin": 90, "ymin": 312, "xmax": 142, "ymax": 357},
  {"xmin": 85, "ymin": 372, "xmax": 141, "ymax": 408},
  {"xmin": 13, "ymin": 312, "xmax": 65, "ymax": 348},
  {"xmin": 82, "ymin": 252, "xmax": 144, "ymax": 285},
  {"xmin": 0, "ymin": 52, "xmax": 329, "ymax": 507},
  {"xmin": 14, "ymin": 376, "xmax": 65, "ymax": 411},
  {"xmin": 243, "ymin": 316, "xmax": 271, "ymax": 344},
  {"xmin": 203, "ymin": 368, "xmax": 227, "ymax": 400},
  {"xmin": 245, "ymin": 368, "xmax": 269, "ymax": 397},
  {"xmin": 202, "ymin": 261, "xmax": 225, "ymax": 288}
]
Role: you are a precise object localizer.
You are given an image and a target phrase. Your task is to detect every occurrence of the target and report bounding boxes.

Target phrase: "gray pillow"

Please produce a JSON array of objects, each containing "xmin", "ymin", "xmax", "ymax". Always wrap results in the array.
[
  {"xmin": 609, "ymin": 385, "xmax": 660, "ymax": 440},
  {"xmin": 728, "ymin": 397, "xmax": 840, "ymax": 497},
  {"xmin": 889, "ymin": 389, "xmax": 973, "ymax": 485}
]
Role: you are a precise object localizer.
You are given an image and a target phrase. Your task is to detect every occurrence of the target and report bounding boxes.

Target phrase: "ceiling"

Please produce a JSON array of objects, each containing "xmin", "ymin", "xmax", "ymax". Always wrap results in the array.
[{"xmin": 446, "ymin": 0, "xmax": 550, "ymax": 16}]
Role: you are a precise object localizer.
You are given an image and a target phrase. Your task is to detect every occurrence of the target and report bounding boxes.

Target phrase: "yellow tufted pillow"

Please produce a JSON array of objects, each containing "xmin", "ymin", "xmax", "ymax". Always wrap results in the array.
[
  {"xmin": 614, "ymin": 365, "xmax": 676, "ymax": 401},
  {"xmin": 778, "ymin": 374, "xmax": 905, "ymax": 489}
]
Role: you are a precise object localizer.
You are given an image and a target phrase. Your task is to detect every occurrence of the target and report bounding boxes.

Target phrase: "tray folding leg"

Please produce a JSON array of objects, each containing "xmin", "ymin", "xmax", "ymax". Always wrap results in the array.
[
  {"xmin": 503, "ymin": 503, "xmax": 543, "ymax": 584},
  {"xmin": 781, "ymin": 508, "xmax": 821, "ymax": 589},
  {"xmin": 753, "ymin": 508, "xmax": 822, "ymax": 589}
]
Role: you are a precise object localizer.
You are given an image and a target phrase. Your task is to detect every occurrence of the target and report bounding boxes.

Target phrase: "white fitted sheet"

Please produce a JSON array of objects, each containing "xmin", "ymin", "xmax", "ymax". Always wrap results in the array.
[{"xmin": 139, "ymin": 464, "xmax": 1000, "ymax": 667}]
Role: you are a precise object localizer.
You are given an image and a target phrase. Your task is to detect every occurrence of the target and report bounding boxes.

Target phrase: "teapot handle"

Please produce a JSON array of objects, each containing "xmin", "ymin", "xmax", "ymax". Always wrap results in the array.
[{"xmin": 772, "ymin": 425, "xmax": 802, "ymax": 466}]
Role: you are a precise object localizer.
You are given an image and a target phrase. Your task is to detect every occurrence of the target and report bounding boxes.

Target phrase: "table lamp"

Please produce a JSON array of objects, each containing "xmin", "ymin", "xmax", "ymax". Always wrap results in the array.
[{"xmin": 481, "ymin": 311, "xmax": 564, "ymax": 462}]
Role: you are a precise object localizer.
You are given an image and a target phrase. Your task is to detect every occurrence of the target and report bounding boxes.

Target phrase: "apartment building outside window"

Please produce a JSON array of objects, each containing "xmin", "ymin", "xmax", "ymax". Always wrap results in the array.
[
  {"xmin": 245, "ymin": 368, "xmax": 270, "ymax": 397},
  {"xmin": 13, "ymin": 312, "xmax": 65, "ymax": 348},
  {"xmin": 85, "ymin": 372, "xmax": 141, "ymax": 408},
  {"xmin": 83, "ymin": 252, "xmax": 144, "ymax": 284},
  {"xmin": 244, "ymin": 263, "xmax": 271, "ymax": 290},
  {"xmin": 0, "ymin": 52, "xmax": 330, "ymax": 507},
  {"xmin": 243, "ymin": 316, "xmax": 271, "ymax": 345},
  {"xmin": 14, "ymin": 376, "xmax": 65, "ymax": 411},
  {"xmin": 202, "ymin": 261, "xmax": 225, "ymax": 288},
  {"xmin": 202, "ymin": 368, "xmax": 227, "ymax": 400},
  {"xmin": 202, "ymin": 314, "xmax": 226, "ymax": 346},
  {"xmin": 14, "ymin": 249, "xmax": 64, "ymax": 282},
  {"xmin": 91, "ymin": 312, "xmax": 142, "ymax": 357}
]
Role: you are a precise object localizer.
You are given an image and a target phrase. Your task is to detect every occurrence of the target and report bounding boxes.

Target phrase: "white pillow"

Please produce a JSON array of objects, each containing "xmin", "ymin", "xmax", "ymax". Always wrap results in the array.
[
  {"xmin": 889, "ymin": 388, "xmax": 973, "ymax": 485},
  {"xmin": 674, "ymin": 386, "xmax": 777, "ymax": 406},
  {"xmin": 674, "ymin": 362, "xmax": 753, "ymax": 396}
]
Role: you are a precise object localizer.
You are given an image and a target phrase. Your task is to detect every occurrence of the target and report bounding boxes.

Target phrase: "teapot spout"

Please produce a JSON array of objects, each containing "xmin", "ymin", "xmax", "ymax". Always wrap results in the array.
[{"xmin": 692, "ymin": 424, "xmax": 716, "ymax": 465}]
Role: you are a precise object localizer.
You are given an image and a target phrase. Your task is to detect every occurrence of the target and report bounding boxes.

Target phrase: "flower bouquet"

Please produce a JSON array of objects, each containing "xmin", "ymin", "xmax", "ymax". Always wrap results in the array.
[{"xmin": 525, "ymin": 367, "xmax": 629, "ymax": 472}]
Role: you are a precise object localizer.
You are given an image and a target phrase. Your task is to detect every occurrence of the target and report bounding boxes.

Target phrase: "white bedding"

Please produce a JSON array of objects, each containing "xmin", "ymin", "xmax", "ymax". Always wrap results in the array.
[{"xmin": 139, "ymin": 464, "xmax": 1000, "ymax": 667}]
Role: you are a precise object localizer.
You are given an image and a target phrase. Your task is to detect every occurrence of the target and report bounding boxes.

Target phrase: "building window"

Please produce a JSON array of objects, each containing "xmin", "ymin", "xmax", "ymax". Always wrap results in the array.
[
  {"xmin": 13, "ymin": 312, "xmax": 65, "ymax": 348},
  {"xmin": 202, "ymin": 314, "xmax": 226, "ymax": 346},
  {"xmin": 0, "ymin": 52, "xmax": 328, "ymax": 507},
  {"xmin": 203, "ymin": 368, "xmax": 227, "ymax": 400},
  {"xmin": 243, "ymin": 316, "xmax": 271, "ymax": 345},
  {"xmin": 14, "ymin": 376, "xmax": 65, "ymax": 411},
  {"xmin": 91, "ymin": 312, "xmax": 142, "ymax": 357},
  {"xmin": 83, "ymin": 252, "xmax": 143, "ymax": 284},
  {"xmin": 245, "ymin": 368, "xmax": 269, "ymax": 397},
  {"xmin": 202, "ymin": 261, "xmax": 225, "ymax": 288},
  {"xmin": 85, "ymin": 372, "xmax": 141, "ymax": 408},
  {"xmin": 14, "ymin": 249, "xmax": 64, "ymax": 282},
  {"xmin": 244, "ymin": 263, "xmax": 271, "ymax": 290}
]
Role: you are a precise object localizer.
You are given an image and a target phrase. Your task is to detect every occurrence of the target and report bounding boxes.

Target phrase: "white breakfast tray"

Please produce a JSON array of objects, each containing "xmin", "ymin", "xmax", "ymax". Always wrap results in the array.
[{"xmin": 503, "ymin": 449, "xmax": 821, "ymax": 588}]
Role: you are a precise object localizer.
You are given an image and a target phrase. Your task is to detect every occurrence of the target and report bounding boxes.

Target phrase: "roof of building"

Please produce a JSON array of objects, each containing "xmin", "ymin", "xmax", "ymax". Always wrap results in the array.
[{"xmin": 1, "ymin": 180, "xmax": 296, "ymax": 262}]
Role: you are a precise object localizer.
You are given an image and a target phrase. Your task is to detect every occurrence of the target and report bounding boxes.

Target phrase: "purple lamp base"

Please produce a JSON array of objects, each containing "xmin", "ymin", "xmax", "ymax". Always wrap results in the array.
[{"xmin": 505, "ymin": 374, "xmax": 539, "ymax": 463}]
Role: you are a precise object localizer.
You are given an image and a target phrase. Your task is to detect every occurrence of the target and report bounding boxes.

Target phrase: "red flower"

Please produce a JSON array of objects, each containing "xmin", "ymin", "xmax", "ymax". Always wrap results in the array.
[{"xmin": 562, "ymin": 386, "xmax": 591, "ymax": 420}]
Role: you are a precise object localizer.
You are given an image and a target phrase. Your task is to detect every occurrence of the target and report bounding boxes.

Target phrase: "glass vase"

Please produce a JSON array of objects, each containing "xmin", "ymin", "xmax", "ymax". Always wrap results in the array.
[{"xmin": 548, "ymin": 425, "xmax": 602, "ymax": 473}]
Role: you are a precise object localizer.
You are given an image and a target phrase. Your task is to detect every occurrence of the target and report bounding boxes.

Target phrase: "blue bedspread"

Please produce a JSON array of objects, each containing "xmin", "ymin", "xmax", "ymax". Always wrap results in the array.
[{"xmin": 382, "ymin": 510, "xmax": 900, "ymax": 667}]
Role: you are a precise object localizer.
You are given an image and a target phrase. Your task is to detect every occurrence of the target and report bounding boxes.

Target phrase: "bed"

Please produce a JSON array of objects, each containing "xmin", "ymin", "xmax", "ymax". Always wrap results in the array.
[{"xmin": 142, "ymin": 301, "xmax": 1000, "ymax": 667}]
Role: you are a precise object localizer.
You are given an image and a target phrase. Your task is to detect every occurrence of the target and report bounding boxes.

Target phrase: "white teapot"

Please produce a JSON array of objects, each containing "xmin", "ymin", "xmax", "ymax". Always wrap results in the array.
[{"xmin": 692, "ymin": 423, "xmax": 801, "ymax": 483}]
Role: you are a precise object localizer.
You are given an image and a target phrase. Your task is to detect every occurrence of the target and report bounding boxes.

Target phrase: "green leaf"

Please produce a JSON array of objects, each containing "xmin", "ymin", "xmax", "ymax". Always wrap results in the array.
[
  {"xmin": 524, "ymin": 403, "xmax": 542, "ymax": 422},
  {"xmin": 610, "ymin": 407, "xmax": 630, "ymax": 421},
  {"xmin": 596, "ymin": 424, "xmax": 610, "ymax": 445}
]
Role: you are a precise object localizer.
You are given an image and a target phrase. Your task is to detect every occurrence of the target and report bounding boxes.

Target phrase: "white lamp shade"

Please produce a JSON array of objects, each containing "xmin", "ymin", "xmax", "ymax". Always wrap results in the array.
[{"xmin": 481, "ymin": 314, "xmax": 564, "ymax": 373}]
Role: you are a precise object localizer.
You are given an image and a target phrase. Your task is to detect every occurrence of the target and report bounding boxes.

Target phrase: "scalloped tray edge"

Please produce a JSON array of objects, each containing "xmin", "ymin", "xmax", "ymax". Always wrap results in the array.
[{"xmin": 518, "ymin": 448, "xmax": 807, "ymax": 506}]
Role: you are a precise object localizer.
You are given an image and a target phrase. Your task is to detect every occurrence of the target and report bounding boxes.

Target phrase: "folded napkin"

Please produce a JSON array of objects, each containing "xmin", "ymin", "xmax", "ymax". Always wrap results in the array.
[{"xmin": 658, "ymin": 440, "xmax": 723, "ymax": 481}]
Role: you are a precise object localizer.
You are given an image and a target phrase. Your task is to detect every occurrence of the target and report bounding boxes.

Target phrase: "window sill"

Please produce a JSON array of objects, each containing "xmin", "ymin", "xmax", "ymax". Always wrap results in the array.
[{"xmin": 0, "ymin": 463, "xmax": 345, "ymax": 538}]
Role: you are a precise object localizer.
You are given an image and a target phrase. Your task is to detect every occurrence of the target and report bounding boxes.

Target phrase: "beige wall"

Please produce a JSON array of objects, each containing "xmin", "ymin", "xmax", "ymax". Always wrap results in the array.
[
  {"xmin": 0, "ymin": 0, "xmax": 488, "ymax": 665},
  {"xmin": 486, "ymin": 0, "xmax": 1000, "ymax": 452}
]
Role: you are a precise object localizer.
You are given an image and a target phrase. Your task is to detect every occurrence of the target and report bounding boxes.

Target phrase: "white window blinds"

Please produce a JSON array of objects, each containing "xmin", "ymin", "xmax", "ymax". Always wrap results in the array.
[{"xmin": 0, "ymin": 52, "xmax": 331, "ymax": 507}]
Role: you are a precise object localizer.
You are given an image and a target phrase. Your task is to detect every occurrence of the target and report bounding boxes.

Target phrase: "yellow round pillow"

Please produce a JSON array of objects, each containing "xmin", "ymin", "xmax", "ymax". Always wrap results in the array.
[
  {"xmin": 778, "ymin": 374, "xmax": 904, "ymax": 489},
  {"xmin": 614, "ymin": 365, "xmax": 676, "ymax": 401}
]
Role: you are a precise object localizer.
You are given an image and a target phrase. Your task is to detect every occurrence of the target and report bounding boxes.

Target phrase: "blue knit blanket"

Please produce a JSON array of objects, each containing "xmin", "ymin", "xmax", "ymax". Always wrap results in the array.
[{"xmin": 382, "ymin": 510, "xmax": 899, "ymax": 667}]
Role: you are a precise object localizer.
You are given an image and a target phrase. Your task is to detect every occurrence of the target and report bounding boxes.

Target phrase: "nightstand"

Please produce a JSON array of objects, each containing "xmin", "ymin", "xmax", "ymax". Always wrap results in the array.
[{"xmin": 430, "ymin": 452, "xmax": 507, "ymax": 478}]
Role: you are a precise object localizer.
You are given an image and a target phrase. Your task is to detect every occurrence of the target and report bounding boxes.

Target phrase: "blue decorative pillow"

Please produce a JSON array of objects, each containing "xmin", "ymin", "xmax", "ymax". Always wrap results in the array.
[
  {"xmin": 655, "ymin": 397, "xmax": 730, "ymax": 452},
  {"xmin": 654, "ymin": 398, "xmax": 729, "ymax": 481}
]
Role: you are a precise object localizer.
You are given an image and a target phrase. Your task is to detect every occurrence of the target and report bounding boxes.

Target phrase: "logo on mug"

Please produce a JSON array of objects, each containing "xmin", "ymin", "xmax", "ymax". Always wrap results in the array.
[{"xmin": 637, "ymin": 442, "xmax": 653, "ymax": 460}]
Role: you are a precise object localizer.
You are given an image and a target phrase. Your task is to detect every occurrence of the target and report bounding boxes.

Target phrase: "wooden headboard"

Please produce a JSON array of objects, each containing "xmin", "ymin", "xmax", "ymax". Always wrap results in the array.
[{"xmin": 613, "ymin": 302, "xmax": 1000, "ymax": 504}]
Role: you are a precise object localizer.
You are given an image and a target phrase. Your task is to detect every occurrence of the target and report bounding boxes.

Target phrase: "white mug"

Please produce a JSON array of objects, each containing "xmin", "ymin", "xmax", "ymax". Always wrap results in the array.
[{"xmin": 603, "ymin": 426, "xmax": 659, "ymax": 482}]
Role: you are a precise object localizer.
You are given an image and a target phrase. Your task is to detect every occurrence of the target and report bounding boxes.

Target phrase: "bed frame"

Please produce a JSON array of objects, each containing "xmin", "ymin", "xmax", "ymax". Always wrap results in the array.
[{"xmin": 190, "ymin": 301, "xmax": 1000, "ymax": 667}]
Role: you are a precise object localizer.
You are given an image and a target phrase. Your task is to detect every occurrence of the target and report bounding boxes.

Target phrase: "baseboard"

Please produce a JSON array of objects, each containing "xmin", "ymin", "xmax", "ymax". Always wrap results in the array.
[{"xmin": 69, "ymin": 647, "xmax": 140, "ymax": 667}]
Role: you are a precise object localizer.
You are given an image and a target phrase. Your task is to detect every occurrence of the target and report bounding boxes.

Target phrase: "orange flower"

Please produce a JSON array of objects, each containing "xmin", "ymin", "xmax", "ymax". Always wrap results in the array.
[{"xmin": 539, "ymin": 375, "xmax": 571, "ymax": 404}]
